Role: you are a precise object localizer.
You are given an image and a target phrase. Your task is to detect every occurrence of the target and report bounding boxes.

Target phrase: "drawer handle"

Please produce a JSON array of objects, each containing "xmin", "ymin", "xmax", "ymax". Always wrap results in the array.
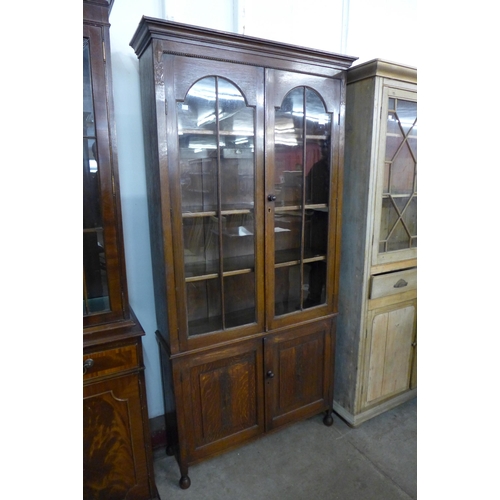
[
  {"xmin": 394, "ymin": 279, "xmax": 408, "ymax": 288},
  {"xmin": 83, "ymin": 358, "xmax": 94, "ymax": 375}
]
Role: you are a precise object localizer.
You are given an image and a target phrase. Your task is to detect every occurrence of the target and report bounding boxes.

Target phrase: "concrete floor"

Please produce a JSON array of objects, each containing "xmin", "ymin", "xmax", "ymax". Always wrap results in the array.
[{"xmin": 153, "ymin": 397, "xmax": 417, "ymax": 500}]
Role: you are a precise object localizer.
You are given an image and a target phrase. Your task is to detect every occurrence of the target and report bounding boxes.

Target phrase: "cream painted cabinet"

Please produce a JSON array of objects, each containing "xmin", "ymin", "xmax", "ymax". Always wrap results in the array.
[{"xmin": 334, "ymin": 59, "xmax": 417, "ymax": 426}]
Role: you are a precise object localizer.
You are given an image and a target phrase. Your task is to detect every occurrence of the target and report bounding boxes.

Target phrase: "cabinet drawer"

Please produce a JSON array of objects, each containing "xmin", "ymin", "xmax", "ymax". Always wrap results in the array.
[
  {"xmin": 370, "ymin": 268, "xmax": 417, "ymax": 300},
  {"xmin": 83, "ymin": 344, "xmax": 139, "ymax": 382}
]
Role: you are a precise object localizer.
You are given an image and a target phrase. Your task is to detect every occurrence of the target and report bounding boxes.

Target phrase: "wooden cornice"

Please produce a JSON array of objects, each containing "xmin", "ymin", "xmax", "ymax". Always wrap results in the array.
[
  {"xmin": 130, "ymin": 16, "xmax": 358, "ymax": 73},
  {"xmin": 347, "ymin": 58, "xmax": 417, "ymax": 85}
]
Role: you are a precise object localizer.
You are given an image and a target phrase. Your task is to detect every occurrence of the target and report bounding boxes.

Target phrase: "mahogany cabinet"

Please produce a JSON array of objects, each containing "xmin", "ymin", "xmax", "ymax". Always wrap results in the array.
[
  {"xmin": 83, "ymin": 2, "xmax": 158, "ymax": 498},
  {"xmin": 130, "ymin": 17, "xmax": 356, "ymax": 488},
  {"xmin": 334, "ymin": 59, "xmax": 417, "ymax": 427}
]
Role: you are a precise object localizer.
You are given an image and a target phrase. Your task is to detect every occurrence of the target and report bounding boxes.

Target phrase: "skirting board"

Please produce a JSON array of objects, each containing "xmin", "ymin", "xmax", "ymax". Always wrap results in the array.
[{"xmin": 333, "ymin": 389, "xmax": 417, "ymax": 427}]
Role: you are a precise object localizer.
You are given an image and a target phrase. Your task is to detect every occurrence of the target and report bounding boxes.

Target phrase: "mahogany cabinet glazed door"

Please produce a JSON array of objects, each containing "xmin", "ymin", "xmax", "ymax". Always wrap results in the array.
[
  {"xmin": 165, "ymin": 55, "xmax": 266, "ymax": 353},
  {"xmin": 265, "ymin": 69, "xmax": 343, "ymax": 331},
  {"xmin": 83, "ymin": 373, "xmax": 153, "ymax": 500},
  {"xmin": 264, "ymin": 319, "xmax": 334, "ymax": 430},
  {"xmin": 176, "ymin": 338, "xmax": 265, "ymax": 465}
]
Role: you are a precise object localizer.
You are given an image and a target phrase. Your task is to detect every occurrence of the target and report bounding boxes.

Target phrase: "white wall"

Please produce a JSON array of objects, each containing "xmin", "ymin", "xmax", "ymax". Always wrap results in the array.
[
  {"xmin": 109, "ymin": 0, "xmax": 418, "ymax": 418},
  {"xmin": 109, "ymin": 0, "xmax": 165, "ymax": 418},
  {"xmin": 347, "ymin": 0, "xmax": 417, "ymax": 66}
]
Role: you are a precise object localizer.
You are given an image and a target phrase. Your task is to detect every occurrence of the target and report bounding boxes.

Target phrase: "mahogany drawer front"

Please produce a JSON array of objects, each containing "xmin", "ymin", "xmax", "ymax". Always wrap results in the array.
[
  {"xmin": 83, "ymin": 344, "xmax": 139, "ymax": 381},
  {"xmin": 370, "ymin": 268, "xmax": 417, "ymax": 300}
]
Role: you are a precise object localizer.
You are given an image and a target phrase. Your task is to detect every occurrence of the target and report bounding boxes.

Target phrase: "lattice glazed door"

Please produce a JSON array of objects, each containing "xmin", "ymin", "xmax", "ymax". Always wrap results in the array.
[{"xmin": 373, "ymin": 87, "xmax": 417, "ymax": 266}]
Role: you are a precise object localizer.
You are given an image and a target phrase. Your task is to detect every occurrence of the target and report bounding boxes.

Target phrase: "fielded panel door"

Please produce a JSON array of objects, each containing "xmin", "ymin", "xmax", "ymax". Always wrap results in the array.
[
  {"xmin": 264, "ymin": 319, "xmax": 333, "ymax": 430},
  {"xmin": 175, "ymin": 338, "xmax": 265, "ymax": 463}
]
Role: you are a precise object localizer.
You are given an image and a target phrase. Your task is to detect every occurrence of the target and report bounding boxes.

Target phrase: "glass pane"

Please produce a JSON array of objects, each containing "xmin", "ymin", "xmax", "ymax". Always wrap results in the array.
[
  {"xmin": 83, "ymin": 139, "xmax": 101, "ymax": 230},
  {"xmin": 180, "ymin": 152, "xmax": 218, "ymax": 212},
  {"xmin": 220, "ymin": 213, "xmax": 255, "ymax": 272},
  {"xmin": 305, "ymin": 88, "xmax": 330, "ymax": 138},
  {"xmin": 304, "ymin": 209, "xmax": 328, "ymax": 258},
  {"xmin": 220, "ymin": 150, "xmax": 254, "ymax": 210},
  {"xmin": 408, "ymin": 133, "xmax": 417, "ymax": 162},
  {"xmin": 379, "ymin": 96, "xmax": 417, "ymax": 254},
  {"xmin": 378, "ymin": 197, "xmax": 397, "ymax": 253},
  {"xmin": 83, "ymin": 231, "xmax": 109, "ymax": 314},
  {"xmin": 275, "ymin": 211, "xmax": 302, "ymax": 264},
  {"xmin": 218, "ymin": 78, "xmax": 248, "ymax": 130},
  {"xmin": 178, "ymin": 77, "xmax": 217, "ymax": 133},
  {"xmin": 274, "ymin": 88, "xmax": 304, "ymax": 207},
  {"xmin": 303, "ymin": 261, "xmax": 326, "ymax": 308},
  {"xmin": 402, "ymin": 196, "xmax": 417, "ymax": 240},
  {"xmin": 305, "ymin": 139, "xmax": 330, "ymax": 205},
  {"xmin": 224, "ymin": 273, "xmax": 256, "ymax": 328},
  {"xmin": 220, "ymin": 105, "xmax": 254, "ymax": 135},
  {"xmin": 390, "ymin": 142, "xmax": 416, "ymax": 194},
  {"xmin": 219, "ymin": 80, "xmax": 255, "ymax": 210},
  {"xmin": 83, "ymin": 39, "xmax": 95, "ymax": 137},
  {"xmin": 387, "ymin": 219, "xmax": 410, "ymax": 252},
  {"xmin": 83, "ymin": 38, "xmax": 109, "ymax": 315},
  {"xmin": 384, "ymin": 113, "xmax": 403, "ymax": 163},
  {"xmin": 396, "ymin": 100, "xmax": 417, "ymax": 135},
  {"xmin": 183, "ymin": 216, "xmax": 220, "ymax": 278},
  {"xmin": 186, "ymin": 279, "xmax": 223, "ymax": 335},
  {"xmin": 275, "ymin": 264, "xmax": 301, "ymax": 315},
  {"xmin": 220, "ymin": 120, "xmax": 255, "ymax": 212}
]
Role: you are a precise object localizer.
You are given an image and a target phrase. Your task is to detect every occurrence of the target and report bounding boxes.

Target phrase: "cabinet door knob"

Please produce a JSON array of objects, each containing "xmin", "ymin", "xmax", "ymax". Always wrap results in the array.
[
  {"xmin": 267, "ymin": 194, "xmax": 276, "ymax": 202},
  {"xmin": 83, "ymin": 358, "xmax": 94, "ymax": 375},
  {"xmin": 266, "ymin": 370, "xmax": 275, "ymax": 378}
]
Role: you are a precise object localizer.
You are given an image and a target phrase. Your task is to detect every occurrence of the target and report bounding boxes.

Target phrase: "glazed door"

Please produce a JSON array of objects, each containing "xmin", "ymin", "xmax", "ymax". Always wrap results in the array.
[
  {"xmin": 165, "ymin": 56, "xmax": 265, "ymax": 350},
  {"xmin": 372, "ymin": 87, "xmax": 417, "ymax": 266},
  {"xmin": 265, "ymin": 69, "xmax": 342, "ymax": 330},
  {"xmin": 83, "ymin": 25, "xmax": 125, "ymax": 326}
]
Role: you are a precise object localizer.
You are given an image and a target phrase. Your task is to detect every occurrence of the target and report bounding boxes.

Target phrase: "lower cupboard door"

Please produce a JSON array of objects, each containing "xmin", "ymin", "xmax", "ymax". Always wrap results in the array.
[
  {"xmin": 178, "ymin": 338, "xmax": 265, "ymax": 462},
  {"xmin": 364, "ymin": 302, "xmax": 416, "ymax": 406},
  {"xmin": 83, "ymin": 374, "xmax": 153, "ymax": 500},
  {"xmin": 264, "ymin": 319, "xmax": 333, "ymax": 430}
]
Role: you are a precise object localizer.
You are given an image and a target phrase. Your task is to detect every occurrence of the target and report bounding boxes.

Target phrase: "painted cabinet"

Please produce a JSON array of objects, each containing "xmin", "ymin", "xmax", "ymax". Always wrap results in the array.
[
  {"xmin": 130, "ymin": 17, "xmax": 356, "ymax": 488},
  {"xmin": 334, "ymin": 59, "xmax": 417, "ymax": 427}
]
